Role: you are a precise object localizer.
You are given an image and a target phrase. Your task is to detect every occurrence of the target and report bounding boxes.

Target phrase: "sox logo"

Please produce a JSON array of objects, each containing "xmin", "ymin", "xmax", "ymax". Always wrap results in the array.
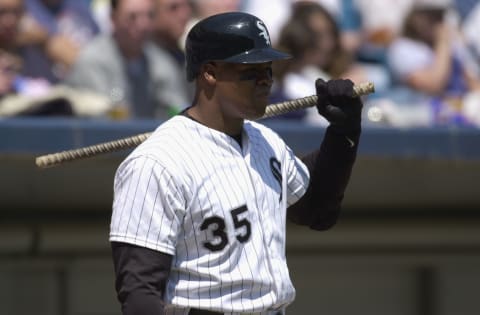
[
  {"xmin": 270, "ymin": 157, "xmax": 282, "ymax": 201},
  {"xmin": 256, "ymin": 20, "xmax": 271, "ymax": 45}
]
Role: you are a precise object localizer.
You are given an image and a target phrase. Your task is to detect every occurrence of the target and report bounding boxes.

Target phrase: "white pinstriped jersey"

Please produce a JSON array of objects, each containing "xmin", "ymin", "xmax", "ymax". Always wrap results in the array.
[{"xmin": 110, "ymin": 115, "xmax": 310, "ymax": 314}]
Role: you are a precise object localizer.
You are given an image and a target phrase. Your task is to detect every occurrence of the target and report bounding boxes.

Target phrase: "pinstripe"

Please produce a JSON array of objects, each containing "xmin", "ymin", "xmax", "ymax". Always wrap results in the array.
[
  {"xmin": 134, "ymin": 162, "xmax": 155, "ymax": 240},
  {"xmin": 243, "ymin": 124, "xmax": 301, "ymax": 306},
  {"xmin": 170, "ymin": 128, "xmax": 198, "ymax": 304},
  {"xmin": 178, "ymin": 120, "xmax": 221, "ymax": 308},
  {"xmin": 162, "ymin": 126, "xmax": 200, "ymax": 304},
  {"xmin": 203, "ymin": 126, "xmax": 239, "ymax": 311},
  {"xmin": 110, "ymin": 116, "xmax": 309, "ymax": 313},
  {"xmin": 230, "ymin": 161, "xmax": 270, "ymax": 312},
  {"xmin": 227, "ymin": 131, "xmax": 264, "ymax": 308},
  {"xmin": 113, "ymin": 158, "xmax": 138, "ymax": 234},
  {"xmin": 124, "ymin": 158, "xmax": 148, "ymax": 237},
  {"xmin": 240, "ymin": 127, "xmax": 275, "ymax": 310},
  {"xmin": 173, "ymin": 119, "xmax": 234, "ymax": 309},
  {"xmin": 223, "ymin": 135, "xmax": 252, "ymax": 313},
  {"xmin": 144, "ymin": 167, "xmax": 163, "ymax": 246},
  {"xmin": 245, "ymin": 164, "xmax": 272, "ymax": 312},
  {"xmin": 187, "ymin": 121, "xmax": 262, "ymax": 311}
]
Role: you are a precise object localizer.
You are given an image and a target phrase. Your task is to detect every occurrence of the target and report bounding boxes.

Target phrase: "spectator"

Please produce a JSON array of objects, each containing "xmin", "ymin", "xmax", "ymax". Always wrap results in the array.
[
  {"xmin": 0, "ymin": 49, "xmax": 23, "ymax": 97},
  {"xmin": 151, "ymin": 0, "xmax": 193, "ymax": 98},
  {"xmin": 0, "ymin": 0, "xmax": 50, "ymax": 90},
  {"xmin": 153, "ymin": 0, "xmax": 190, "ymax": 65},
  {"xmin": 66, "ymin": 0, "xmax": 190, "ymax": 120},
  {"xmin": 191, "ymin": 0, "xmax": 241, "ymax": 19},
  {"xmin": 0, "ymin": 0, "xmax": 22, "ymax": 52},
  {"xmin": 0, "ymin": 0, "xmax": 44, "ymax": 49},
  {"xmin": 452, "ymin": 0, "xmax": 478, "ymax": 22},
  {"xmin": 24, "ymin": 0, "xmax": 100, "ymax": 82},
  {"xmin": 387, "ymin": 0, "xmax": 480, "ymax": 126},
  {"xmin": 341, "ymin": 0, "xmax": 413, "ymax": 61},
  {"xmin": 0, "ymin": 49, "xmax": 73, "ymax": 116},
  {"xmin": 0, "ymin": 48, "xmax": 111, "ymax": 117},
  {"xmin": 242, "ymin": 0, "xmax": 341, "ymax": 45},
  {"xmin": 338, "ymin": 0, "xmax": 412, "ymax": 127},
  {"xmin": 0, "ymin": 0, "xmax": 111, "ymax": 117},
  {"xmin": 462, "ymin": 1, "xmax": 480, "ymax": 63},
  {"xmin": 0, "ymin": 0, "xmax": 53, "ymax": 109},
  {"xmin": 180, "ymin": 0, "xmax": 241, "ymax": 49},
  {"xmin": 90, "ymin": 0, "xmax": 113, "ymax": 34},
  {"xmin": 271, "ymin": 1, "xmax": 384, "ymax": 124}
]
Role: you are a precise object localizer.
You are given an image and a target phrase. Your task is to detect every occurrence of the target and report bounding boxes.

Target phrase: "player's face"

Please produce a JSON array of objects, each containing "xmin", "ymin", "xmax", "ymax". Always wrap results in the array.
[{"xmin": 213, "ymin": 61, "xmax": 274, "ymax": 120}]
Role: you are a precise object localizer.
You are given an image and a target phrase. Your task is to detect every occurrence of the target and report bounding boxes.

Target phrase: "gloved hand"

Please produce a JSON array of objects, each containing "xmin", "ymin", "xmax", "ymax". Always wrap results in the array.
[{"xmin": 315, "ymin": 78, "xmax": 363, "ymax": 135}]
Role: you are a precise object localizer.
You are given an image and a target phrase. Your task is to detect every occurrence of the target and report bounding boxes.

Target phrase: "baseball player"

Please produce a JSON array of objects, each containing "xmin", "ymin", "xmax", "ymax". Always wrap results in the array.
[{"xmin": 109, "ymin": 12, "xmax": 363, "ymax": 315}]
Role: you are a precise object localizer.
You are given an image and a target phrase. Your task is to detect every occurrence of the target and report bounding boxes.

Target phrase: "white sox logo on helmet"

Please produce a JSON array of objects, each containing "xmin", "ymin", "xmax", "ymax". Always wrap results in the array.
[{"xmin": 256, "ymin": 20, "xmax": 271, "ymax": 45}]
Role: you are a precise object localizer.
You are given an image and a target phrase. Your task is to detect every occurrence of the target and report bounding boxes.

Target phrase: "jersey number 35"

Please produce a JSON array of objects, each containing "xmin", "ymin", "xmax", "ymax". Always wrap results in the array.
[{"xmin": 200, "ymin": 205, "xmax": 251, "ymax": 252}]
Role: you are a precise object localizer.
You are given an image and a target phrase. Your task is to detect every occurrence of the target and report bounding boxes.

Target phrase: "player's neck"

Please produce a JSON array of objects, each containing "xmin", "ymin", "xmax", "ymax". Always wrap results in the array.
[{"xmin": 187, "ymin": 103, "xmax": 244, "ymax": 136}]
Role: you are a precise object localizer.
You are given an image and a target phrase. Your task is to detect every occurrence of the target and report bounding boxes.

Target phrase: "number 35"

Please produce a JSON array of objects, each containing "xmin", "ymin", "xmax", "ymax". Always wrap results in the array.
[{"xmin": 200, "ymin": 205, "xmax": 251, "ymax": 251}]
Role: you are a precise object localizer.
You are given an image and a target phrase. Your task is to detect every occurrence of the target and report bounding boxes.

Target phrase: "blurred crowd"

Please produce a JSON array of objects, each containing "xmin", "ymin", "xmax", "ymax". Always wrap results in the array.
[{"xmin": 1, "ymin": 0, "xmax": 480, "ymax": 128}]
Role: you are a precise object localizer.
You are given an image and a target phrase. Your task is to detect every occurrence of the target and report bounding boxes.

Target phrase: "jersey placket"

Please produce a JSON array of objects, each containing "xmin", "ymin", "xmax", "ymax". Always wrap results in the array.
[{"xmin": 239, "ymin": 133, "xmax": 284, "ymax": 308}]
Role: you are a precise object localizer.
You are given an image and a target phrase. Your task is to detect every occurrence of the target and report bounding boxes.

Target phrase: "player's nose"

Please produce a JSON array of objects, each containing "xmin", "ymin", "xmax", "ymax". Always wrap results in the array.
[{"xmin": 255, "ymin": 68, "xmax": 274, "ymax": 86}]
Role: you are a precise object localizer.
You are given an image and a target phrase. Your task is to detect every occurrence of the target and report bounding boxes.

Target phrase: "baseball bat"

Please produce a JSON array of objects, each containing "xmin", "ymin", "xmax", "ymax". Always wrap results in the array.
[{"xmin": 35, "ymin": 82, "xmax": 374, "ymax": 168}]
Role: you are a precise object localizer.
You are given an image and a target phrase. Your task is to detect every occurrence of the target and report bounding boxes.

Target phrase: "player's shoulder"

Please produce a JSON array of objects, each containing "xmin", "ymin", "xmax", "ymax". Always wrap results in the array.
[
  {"xmin": 113, "ymin": 116, "xmax": 196, "ymax": 191},
  {"xmin": 121, "ymin": 116, "xmax": 194, "ymax": 168}
]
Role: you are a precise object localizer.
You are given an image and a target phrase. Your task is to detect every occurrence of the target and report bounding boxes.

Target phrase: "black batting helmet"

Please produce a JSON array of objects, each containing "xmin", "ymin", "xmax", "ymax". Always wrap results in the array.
[{"xmin": 185, "ymin": 12, "xmax": 291, "ymax": 81}]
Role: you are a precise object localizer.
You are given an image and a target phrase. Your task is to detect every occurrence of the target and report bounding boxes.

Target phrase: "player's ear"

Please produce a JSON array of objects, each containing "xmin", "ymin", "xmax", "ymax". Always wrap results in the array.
[{"xmin": 202, "ymin": 62, "xmax": 217, "ymax": 85}]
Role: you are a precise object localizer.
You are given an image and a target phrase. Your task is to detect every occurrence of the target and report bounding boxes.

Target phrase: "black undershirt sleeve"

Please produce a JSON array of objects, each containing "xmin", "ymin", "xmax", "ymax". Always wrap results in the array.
[
  {"xmin": 111, "ymin": 241, "xmax": 173, "ymax": 315},
  {"xmin": 287, "ymin": 126, "xmax": 360, "ymax": 230}
]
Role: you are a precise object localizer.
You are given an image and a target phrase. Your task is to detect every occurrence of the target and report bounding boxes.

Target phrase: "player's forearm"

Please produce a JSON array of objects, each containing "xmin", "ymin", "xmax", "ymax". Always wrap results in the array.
[
  {"xmin": 111, "ymin": 242, "xmax": 172, "ymax": 315},
  {"xmin": 287, "ymin": 126, "xmax": 360, "ymax": 230},
  {"xmin": 121, "ymin": 291, "xmax": 166, "ymax": 315}
]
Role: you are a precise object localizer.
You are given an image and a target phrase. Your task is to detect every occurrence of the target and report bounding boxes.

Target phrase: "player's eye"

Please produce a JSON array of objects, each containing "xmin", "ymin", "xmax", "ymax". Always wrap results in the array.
[{"xmin": 238, "ymin": 67, "xmax": 272, "ymax": 81}]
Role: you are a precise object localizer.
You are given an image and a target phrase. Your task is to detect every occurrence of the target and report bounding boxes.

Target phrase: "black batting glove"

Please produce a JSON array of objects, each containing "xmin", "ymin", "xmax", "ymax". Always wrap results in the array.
[{"xmin": 315, "ymin": 78, "xmax": 363, "ymax": 135}]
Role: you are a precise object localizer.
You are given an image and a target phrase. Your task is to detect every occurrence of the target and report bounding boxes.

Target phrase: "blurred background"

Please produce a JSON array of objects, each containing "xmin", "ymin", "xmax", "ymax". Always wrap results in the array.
[{"xmin": 1, "ymin": 0, "xmax": 480, "ymax": 314}]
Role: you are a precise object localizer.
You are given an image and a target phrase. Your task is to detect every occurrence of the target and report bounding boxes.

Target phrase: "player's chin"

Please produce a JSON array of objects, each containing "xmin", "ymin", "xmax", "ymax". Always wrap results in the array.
[
  {"xmin": 245, "ymin": 99, "xmax": 268, "ymax": 119},
  {"xmin": 242, "ymin": 90, "xmax": 269, "ymax": 119}
]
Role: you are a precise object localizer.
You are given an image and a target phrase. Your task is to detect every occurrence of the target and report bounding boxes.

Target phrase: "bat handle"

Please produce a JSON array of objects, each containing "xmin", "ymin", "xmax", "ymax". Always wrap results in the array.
[
  {"xmin": 35, "ymin": 132, "xmax": 152, "ymax": 168},
  {"xmin": 262, "ymin": 81, "xmax": 374, "ymax": 119},
  {"xmin": 35, "ymin": 82, "xmax": 375, "ymax": 168}
]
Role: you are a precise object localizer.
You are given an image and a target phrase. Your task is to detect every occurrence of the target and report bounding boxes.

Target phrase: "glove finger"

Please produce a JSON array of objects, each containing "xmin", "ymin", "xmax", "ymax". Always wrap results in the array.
[
  {"xmin": 324, "ymin": 104, "xmax": 347, "ymax": 124},
  {"xmin": 327, "ymin": 79, "xmax": 354, "ymax": 98},
  {"xmin": 315, "ymin": 78, "xmax": 328, "ymax": 94},
  {"xmin": 315, "ymin": 78, "xmax": 329, "ymax": 108}
]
